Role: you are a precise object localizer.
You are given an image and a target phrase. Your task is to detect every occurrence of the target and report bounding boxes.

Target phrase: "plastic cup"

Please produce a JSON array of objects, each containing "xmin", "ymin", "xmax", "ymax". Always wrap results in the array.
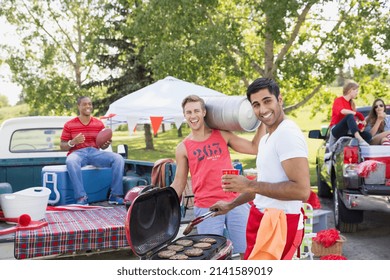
[
  {"xmin": 222, "ymin": 169, "xmax": 240, "ymax": 175},
  {"xmin": 244, "ymin": 168, "xmax": 257, "ymax": 180}
]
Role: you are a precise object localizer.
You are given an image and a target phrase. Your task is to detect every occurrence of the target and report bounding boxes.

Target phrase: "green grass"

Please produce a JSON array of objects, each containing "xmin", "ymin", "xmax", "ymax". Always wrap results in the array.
[{"xmin": 0, "ymin": 104, "xmax": 29, "ymax": 125}]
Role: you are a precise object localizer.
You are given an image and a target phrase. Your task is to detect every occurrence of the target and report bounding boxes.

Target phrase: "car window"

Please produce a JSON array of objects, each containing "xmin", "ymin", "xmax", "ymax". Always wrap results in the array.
[{"xmin": 10, "ymin": 128, "xmax": 63, "ymax": 153}]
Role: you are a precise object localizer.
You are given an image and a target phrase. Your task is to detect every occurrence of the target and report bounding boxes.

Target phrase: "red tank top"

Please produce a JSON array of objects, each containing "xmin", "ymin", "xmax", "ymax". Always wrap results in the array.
[{"xmin": 184, "ymin": 129, "xmax": 238, "ymax": 207}]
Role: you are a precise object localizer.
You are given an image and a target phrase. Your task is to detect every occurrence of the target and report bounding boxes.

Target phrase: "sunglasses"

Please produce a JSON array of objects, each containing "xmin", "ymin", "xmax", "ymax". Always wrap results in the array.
[{"xmin": 374, "ymin": 104, "xmax": 384, "ymax": 109}]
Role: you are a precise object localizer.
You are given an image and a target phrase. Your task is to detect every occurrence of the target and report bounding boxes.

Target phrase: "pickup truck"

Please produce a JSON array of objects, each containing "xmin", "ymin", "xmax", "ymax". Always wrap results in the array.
[
  {"xmin": 0, "ymin": 116, "xmax": 169, "ymax": 197},
  {"xmin": 0, "ymin": 116, "xmax": 179, "ymax": 259},
  {"xmin": 309, "ymin": 106, "xmax": 390, "ymax": 233}
]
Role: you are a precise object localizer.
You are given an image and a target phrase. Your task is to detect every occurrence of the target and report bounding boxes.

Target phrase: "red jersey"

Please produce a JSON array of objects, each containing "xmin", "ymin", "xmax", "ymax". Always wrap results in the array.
[
  {"xmin": 184, "ymin": 129, "xmax": 237, "ymax": 208},
  {"xmin": 61, "ymin": 117, "xmax": 104, "ymax": 155},
  {"xmin": 330, "ymin": 96, "xmax": 353, "ymax": 126}
]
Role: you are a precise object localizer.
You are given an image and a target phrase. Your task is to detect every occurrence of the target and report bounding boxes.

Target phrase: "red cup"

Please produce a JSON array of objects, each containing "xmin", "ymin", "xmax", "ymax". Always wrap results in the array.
[
  {"xmin": 222, "ymin": 169, "xmax": 240, "ymax": 175},
  {"xmin": 222, "ymin": 169, "xmax": 239, "ymax": 192}
]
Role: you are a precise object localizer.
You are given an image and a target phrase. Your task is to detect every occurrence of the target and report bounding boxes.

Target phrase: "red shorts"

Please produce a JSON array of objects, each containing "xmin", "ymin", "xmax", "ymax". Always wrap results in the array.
[{"xmin": 244, "ymin": 205, "xmax": 303, "ymax": 260}]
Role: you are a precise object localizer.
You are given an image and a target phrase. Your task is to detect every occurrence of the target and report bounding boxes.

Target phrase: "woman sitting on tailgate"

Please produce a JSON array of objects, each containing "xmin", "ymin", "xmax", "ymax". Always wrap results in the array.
[
  {"xmin": 329, "ymin": 81, "xmax": 372, "ymax": 146},
  {"xmin": 365, "ymin": 98, "xmax": 390, "ymax": 145}
]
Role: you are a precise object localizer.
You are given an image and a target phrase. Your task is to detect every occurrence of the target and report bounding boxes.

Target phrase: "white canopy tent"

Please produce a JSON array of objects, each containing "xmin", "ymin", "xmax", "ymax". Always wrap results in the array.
[{"xmin": 104, "ymin": 76, "xmax": 226, "ymax": 134}]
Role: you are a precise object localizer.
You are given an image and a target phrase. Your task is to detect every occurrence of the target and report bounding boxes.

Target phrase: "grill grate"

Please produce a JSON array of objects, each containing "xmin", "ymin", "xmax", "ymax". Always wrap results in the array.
[
  {"xmin": 135, "ymin": 232, "xmax": 172, "ymax": 253},
  {"xmin": 150, "ymin": 234, "xmax": 227, "ymax": 260}
]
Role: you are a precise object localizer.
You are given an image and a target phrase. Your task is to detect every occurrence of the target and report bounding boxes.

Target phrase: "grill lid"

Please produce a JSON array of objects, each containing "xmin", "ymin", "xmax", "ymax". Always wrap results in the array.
[{"xmin": 125, "ymin": 187, "xmax": 181, "ymax": 257}]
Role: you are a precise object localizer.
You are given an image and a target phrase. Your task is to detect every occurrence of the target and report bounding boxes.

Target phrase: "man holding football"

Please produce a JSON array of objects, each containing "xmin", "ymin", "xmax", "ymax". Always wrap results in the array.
[{"xmin": 60, "ymin": 96, "xmax": 125, "ymax": 205}]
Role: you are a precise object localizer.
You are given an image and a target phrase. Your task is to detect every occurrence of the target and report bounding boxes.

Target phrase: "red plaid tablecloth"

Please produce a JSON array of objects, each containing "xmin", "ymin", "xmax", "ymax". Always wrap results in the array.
[{"xmin": 14, "ymin": 207, "xmax": 128, "ymax": 259}]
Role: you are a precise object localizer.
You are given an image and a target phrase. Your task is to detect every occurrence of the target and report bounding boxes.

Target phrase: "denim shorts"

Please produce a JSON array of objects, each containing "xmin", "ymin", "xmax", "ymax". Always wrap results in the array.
[{"xmin": 194, "ymin": 203, "xmax": 250, "ymax": 254}]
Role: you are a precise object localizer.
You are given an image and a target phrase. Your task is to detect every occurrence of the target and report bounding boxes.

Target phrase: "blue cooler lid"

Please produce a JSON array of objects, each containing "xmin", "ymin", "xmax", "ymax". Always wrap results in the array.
[{"xmin": 125, "ymin": 187, "xmax": 181, "ymax": 257}]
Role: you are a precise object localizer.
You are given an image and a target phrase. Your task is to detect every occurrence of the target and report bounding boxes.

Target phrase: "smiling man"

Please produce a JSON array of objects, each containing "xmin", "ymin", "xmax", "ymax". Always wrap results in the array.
[
  {"xmin": 60, "ymin": 96, "xmax": 125, "ymax": 206},
  {"xmin": 210, "ymin": 78, "xmax": 311, "ymax": 260},
  {"xmin": 171, "ymin": 94, "xmax": 265, "ymax": 259}
]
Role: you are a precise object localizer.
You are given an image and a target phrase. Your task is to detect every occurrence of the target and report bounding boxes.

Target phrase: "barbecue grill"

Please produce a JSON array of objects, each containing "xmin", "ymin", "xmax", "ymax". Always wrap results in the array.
[{"xmin": 125, "ymin": 186, "xmax": 232, "ymax": 260}]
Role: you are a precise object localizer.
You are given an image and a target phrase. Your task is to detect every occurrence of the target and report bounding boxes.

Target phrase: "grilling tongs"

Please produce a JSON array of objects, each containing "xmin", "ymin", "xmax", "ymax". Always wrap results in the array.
[{"xmin": 183, "ymin": 210, "xmax": 215, "ymax": 235}]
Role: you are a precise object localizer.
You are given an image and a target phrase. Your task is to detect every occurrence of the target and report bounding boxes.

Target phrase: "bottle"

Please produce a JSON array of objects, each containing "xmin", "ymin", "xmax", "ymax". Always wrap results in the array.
[{"xmin": 232, "ymin": 159, "xmax": 243, "ymax": 175}]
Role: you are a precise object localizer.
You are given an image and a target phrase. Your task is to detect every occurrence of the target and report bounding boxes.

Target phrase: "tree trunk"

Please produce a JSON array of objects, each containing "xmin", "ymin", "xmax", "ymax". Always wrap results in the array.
[
  {"xmin": 144, "ymin": 124, "xmax": 154, "ymax": 150},
  {"xmin": 177, "ymin": 125, "xmax": 183, "ymax": 137}
]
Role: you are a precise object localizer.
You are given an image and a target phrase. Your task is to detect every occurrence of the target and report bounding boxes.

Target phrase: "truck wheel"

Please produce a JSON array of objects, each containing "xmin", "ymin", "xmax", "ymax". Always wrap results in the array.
[
  {"xmin": 333, "ymin": 189, "xmax": 362, "ymax": 233},
  {"xmin": 317, "ymin": 166, "xmax": 332, "ymax": 198}
]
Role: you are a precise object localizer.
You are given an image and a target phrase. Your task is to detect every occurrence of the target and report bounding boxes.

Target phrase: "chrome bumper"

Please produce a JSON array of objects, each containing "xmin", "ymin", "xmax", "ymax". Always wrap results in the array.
[{"xmin": 341, "ymin": 193, "xmax": 390, "ymax": 212}]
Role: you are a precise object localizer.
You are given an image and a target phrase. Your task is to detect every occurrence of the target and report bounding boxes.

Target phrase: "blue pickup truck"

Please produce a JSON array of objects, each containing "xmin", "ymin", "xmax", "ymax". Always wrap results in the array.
[{"xmin": 0, "ymin": 116, "xmax": 170, "ymax": 200}]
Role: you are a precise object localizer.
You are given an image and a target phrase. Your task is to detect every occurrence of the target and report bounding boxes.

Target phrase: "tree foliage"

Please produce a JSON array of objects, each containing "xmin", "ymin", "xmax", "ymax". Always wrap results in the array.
[
  {"xmin": 124, "ymin": 0, "xmax": 390, "ymax": 116},
  {"xmin": 0, "ymin": 95, "xmax": 9, "ymax": 107},
  {"xmin": 1, "ymin": 0, "xmax": 389, "ymax": 120},
  {"xmin": 0, "ymin": 0, "xmax": 115, "ymax": 115},
  {"xmin": 83, "ymin": 0, "xmax": 153, "ymax": 115}
]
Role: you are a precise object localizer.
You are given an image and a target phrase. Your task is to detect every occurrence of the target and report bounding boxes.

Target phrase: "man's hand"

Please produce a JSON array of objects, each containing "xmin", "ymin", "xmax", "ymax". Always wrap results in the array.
[
  {"xmin": 72, "ymin": 133, "xmax": 85, "ymax": 145},
  {"xmin": 209, "ymin": 200, "xmax": 233, "ymax": 216},
  {"xmin": 221, "ymin": 174, "xmax": 252, "ymax": 193},
  {"xmin": 100, "ymin": 139, "xmax": 112, "ymax": 149}
]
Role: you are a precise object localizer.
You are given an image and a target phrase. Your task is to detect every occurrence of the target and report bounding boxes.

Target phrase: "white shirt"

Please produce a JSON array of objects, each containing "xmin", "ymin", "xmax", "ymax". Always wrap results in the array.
[{"xmin": 255, "ymin": 119, "xmax": 308, "ymax": 214}]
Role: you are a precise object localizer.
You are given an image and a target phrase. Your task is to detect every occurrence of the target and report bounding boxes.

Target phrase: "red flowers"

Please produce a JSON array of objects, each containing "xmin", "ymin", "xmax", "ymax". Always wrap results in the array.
[
  {"xmin": 306, "ymin": 190, "xmax": 321, "ymax": 209},
  {"xmin": 313, "ymin": 228, "xmax": 340, "ymax": 248},
  {"xmin": 320, "ymin": 254, "xmax": 348, "ymax": 260}
]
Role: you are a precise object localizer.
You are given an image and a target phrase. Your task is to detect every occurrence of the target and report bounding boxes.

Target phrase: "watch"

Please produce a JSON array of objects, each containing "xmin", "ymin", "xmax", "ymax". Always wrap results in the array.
[{"xmin": 67, "ymin": 140, "xmax": 75, "ymax": 147}]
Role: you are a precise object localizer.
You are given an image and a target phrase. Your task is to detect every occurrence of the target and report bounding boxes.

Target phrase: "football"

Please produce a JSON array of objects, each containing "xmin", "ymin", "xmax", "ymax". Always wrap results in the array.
[{"xmin": 96, "ymin": 128, "xmax": 112, "ymax": 148}]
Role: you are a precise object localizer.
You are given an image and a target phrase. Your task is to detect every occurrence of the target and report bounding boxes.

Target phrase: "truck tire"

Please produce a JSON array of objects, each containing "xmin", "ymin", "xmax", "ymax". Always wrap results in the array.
[
  {"xmin": 317, "ymin": 166, "xmax": 332, "ymax": 198},
  {"xmin": 333, "ymin": 189, "xmax": 363, "ymax": 233}
]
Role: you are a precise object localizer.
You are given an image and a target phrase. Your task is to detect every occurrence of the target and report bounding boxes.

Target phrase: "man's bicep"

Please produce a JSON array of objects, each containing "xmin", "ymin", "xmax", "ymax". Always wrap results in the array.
[{"xmin": 282, "ymin": 157, "xmax": 310, "ymax": 185}]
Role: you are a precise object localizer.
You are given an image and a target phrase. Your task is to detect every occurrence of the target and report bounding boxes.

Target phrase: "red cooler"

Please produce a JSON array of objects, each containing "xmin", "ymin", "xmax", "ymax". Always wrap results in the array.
[{"xmin": 361, "ymin": 146, "xmax": 390, "ymax": 179}]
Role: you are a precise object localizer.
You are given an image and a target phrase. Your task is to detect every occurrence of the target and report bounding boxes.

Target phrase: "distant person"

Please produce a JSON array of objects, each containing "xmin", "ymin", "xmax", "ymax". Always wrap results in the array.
[
  {"xmin": 60, "ymin": 96, "xmax": 125, "ymax": 205},
  {"xmin": 329, "ymin": 81, "xmax": 371, "ymax": 146},
  {"xmin": 170, "ymin": 94, "xmax": 266, "ymax": 259},
  {"xmin": 365, "ymin": 98, "xmax": 390, "ymax": 145},
  {"xmin": 210, "ymin": 78, "xmax": 311, "ymax": 260}
]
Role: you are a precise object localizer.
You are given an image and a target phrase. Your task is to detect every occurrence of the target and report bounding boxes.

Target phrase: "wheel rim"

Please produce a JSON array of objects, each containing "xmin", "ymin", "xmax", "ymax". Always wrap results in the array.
[{"xmin": 334, "ymin": 188, "xmax": 339, "ymax": 226}]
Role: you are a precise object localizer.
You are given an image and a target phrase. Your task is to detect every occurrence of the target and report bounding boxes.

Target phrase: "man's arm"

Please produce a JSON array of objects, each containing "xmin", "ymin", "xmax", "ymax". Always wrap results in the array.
[
  {"xmin": 221, "ymin": 157, "xmax": 311, "ymax": 202},
  {"xmin": 60, "ymin": 133, "xmax": 85, "ymax": 151},
  {"xmin": 221, "ymin": 122, "xmax": 266, "ymax": 155},
  {"xmin": 210, "ymin": 192, "xmax": 255, "ymax": 216},
  {"xmin": 170, "ymin": 142, "xmax": 190, "ymax": 198}
]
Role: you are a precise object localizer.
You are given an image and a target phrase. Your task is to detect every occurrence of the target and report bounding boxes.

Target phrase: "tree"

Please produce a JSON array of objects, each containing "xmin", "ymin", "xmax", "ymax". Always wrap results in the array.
[
  {"xmin": 0, "ymin": 0, "xmax": 112, "ymax": 115},
  {"xmin": 84, "ymin": 1, "xmax": 153, "ymax": 115},
  {"xmin": 126, "ymin": 0, "xmax": 389, "ymax": 117},
  {"xmin": 0, "ymin": 95, "xmax": 9, "ymax": 107}
]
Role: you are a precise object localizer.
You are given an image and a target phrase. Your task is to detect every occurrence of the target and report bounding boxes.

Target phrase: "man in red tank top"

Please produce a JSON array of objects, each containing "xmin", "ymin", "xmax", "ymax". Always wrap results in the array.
[{"xmin": 171, "ymin": 95, "xmax": 265, "ymax": 259}]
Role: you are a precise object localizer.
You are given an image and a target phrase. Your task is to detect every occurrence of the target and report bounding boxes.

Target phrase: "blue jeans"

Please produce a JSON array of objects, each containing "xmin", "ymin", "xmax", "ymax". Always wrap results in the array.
[
  {"xmin": 194, "ymin": 203, "xmax": 250, "ymax": 254},
  {"xmin": 66, "ymin": 147, "xmax": 124, "ymax": 200},
  {"xmin": 331, "ymin": 114, "xmax": 372, "ymax": 143}
]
